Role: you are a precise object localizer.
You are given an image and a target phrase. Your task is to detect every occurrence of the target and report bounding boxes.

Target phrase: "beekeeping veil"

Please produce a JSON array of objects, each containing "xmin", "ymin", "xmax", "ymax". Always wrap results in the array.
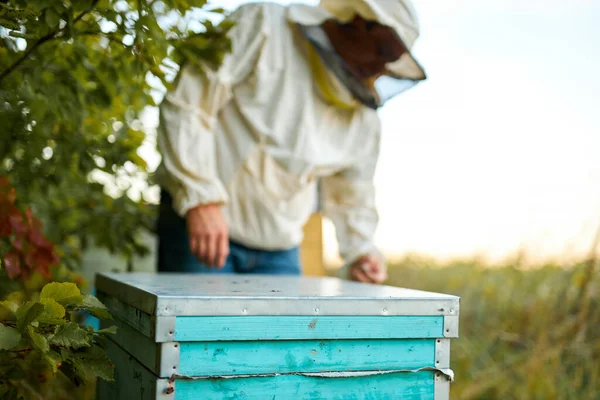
[{"xmin": 288, "ymin": 0, "xmax": 426, "ymax": 109}]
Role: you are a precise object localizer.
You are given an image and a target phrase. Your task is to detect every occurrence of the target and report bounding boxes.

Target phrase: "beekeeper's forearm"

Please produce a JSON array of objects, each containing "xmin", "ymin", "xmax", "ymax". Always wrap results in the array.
[
  {"xmin": 322, "ymin": 118, "xmax": 381, "ymax": 264},
  {"xmin": 322, "ymin": 177, "xmax": 380, "ymax": 264}
]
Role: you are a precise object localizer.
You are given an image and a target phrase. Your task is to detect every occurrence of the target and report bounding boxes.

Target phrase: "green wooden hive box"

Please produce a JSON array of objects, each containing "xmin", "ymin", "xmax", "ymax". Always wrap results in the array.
[{"xmin": 95, "ymin": 273, "xmax": 459, "ymax": 399}]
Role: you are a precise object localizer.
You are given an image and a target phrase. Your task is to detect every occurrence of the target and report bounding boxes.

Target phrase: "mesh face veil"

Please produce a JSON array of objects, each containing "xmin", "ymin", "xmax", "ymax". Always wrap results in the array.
[{"xmin": 295, "ymin": 0, "xmax": 426, "ymax": 109}]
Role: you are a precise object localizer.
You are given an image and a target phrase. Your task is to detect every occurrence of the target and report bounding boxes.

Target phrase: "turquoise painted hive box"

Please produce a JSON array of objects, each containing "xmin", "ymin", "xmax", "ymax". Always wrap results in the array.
[{"xmin": 95, "ymin": 273, "xmax": 459, "ymax": 400}]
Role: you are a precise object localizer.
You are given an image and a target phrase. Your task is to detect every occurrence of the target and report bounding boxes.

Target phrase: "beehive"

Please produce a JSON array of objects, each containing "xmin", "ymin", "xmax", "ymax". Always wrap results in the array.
[{"xmin": 96, "ymin": 273, "xmax": 459, "ymax": 399}]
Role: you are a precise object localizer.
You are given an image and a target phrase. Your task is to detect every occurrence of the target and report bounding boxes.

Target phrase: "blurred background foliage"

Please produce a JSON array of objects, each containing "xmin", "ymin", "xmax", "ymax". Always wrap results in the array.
[{"xmin": 0, "ymin": 0, "xmax": 232, "ymax": 272}]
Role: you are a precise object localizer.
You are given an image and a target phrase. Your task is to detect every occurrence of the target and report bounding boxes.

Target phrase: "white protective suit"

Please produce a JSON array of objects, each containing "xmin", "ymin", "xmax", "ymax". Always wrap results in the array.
[{"xmin": 156, "ymin": 0, "xmax": 424, "ymax": 270}]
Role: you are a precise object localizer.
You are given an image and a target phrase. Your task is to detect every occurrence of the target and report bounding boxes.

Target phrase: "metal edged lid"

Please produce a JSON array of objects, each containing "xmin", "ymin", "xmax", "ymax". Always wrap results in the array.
[{"xmin": 95, "ymin": 273, "xmax": 460, "ymax": 317}]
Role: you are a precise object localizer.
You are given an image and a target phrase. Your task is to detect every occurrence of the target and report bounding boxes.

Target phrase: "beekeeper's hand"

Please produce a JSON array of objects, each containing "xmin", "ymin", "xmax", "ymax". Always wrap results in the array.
[
  {"xmin": 186, "ymin": 204, "xmax": 229, "ymax": 268},
  {"xmin": 349, "ymin": 253, "xmax": 387, "ymax": 284}
]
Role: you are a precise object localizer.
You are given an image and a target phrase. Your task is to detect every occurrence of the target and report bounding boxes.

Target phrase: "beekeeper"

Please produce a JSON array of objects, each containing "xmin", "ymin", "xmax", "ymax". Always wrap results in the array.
[{"xmin": 155, "ymin": 0, "xmax": 426, "ymax": 283}]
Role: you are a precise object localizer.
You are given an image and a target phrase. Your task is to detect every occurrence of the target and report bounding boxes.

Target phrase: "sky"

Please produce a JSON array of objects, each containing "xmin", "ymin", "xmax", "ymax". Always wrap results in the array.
[
  {"xmin": 373, "ymin": 0, "xmax": 600, "ymax": 265},
  {"xmin": 139, "ymin": 0, "xmax": 600, "ymax": 266}
]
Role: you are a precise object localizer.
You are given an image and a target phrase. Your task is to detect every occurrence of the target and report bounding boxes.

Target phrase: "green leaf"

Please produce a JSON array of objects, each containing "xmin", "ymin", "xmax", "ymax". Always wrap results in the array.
[
  {"xmin": 0, "ymin": 17, "xmax": 20, "ymax": 30},
  {"xmin": 8, "ymin": 31, "xmax": 39, "ymax": 39},
  {"xmin": 50, "ymin": 322, "xmax": 91, "ymax": 349},
  {"xmin": 0, "ymin": 4, "xmax": 37, "ymax": 19},
  {"xmin": 96, "ymin": 325, "xmax": 117, "ymax": 335},
  {"xmin": 2, "ymin": 364, "xmax": 26, "ymax": 380},
  {"xmin": 27, "ymin": 326, "xmax": 49, "ymax": 352},
  {"xmin": 59, "ymin": 360, "xmax": 83, "ymax": 387},
  {"xmin": 208, "ymin": 7, "xmax": 226, "ymax": 14},
  {"xmin": 27, "ymin": 0, "xmax": 49, "ymax": 11},
  {"xmin": 93, "ymin": 333, "xmax": 107, "ymax": 348},
  {"xmin": 0, "ymin": 380, "xmax": 20, "ymax": 400},
  {"xmin": 45, "ymin": 9, "xmax": 60, "ymax": 29},
  {"xmin": 81, "ymin": 295, "xmax": 112, "ymax": 320},
  {"xmin": 0, "ymin": 324, "xmax": 21, "ymax": 350},
  {"xmin": 39, "ymin": 298, "xmax": 66, "ymax": 324},
  {"xmin": 40, "ymin": 282, "xmax": 83, "ymax": 306},
  {"xmin": 16, "ymin": 302, "xmax": 45, "ymax": 331},
  {"xmin": 0, "ymin": 300, "xmax": 19, "ymax": 315},
  {"xmin": 45, "ymin": 350, "xmax": 63, "ymax": 372},
  {"xmin": 69, "ymin": 344, "xmax": 114, "ymax": 382},
  {"xmin": 60, "ymin": 348, "xmax": 72, "ymax": 362}
]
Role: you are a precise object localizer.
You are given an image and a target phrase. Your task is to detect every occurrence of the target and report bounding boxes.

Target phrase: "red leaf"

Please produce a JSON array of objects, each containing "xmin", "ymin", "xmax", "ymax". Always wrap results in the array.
[
  {"xmin": 27, "ymin": 229, "xmax": 53, "ymax": 249},
  {"xmin": 0, "ymin": 187, "xmax": 17, "ymax": 205},
  {"xmin": 38, "ymin": 263, "xmax": 51, "ymax": 279},
  {"xmin": 0, "ymin": 201, "xmax": 20, "ymax": 237},
  {"xmin": 0, "ymin": 216, "xmax": 11, "ymax": 237},
  {"xmin": 32, "ymin": 248, "xmax": 57, "ymax": 278},
  {"xmin": 24, "ymin": 209, "xmax": 41, "ymax": 230},
  {"xmin": 11, "ymin": 235, "xmax": 25, "ymax": 251},
  {"xmin": 0, "ymin": 200, "xmax": 12, "ymax": 216},
  {"xmin": 24, "ymin": 251, "xmax": 35, "ymax": 270},
  {"xmin": 9, "ymin": 212, "xmax": 26, "ymax": 235},
  {"xmin": 3, "ymin": 251, "xmax": 22, "ymax": 279},
  {"xmin": 0, "ymin": 176, "xmax": 9, "ymax": 189}
]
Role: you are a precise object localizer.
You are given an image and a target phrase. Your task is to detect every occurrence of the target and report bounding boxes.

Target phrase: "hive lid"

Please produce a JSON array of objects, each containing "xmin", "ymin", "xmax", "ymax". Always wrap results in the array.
[{"xmin": 96, "ymin": 273, "xmax": 459, "ymax": 318}]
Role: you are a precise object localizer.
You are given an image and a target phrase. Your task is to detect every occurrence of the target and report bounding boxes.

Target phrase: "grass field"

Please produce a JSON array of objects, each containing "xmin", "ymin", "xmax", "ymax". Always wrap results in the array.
[{"xmin": 386, "ymin": 258, "xmax": 599, "ymax": 400}]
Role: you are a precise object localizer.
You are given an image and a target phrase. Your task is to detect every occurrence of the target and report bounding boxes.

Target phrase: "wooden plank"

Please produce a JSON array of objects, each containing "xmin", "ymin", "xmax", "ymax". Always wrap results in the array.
[
  {"xmin": 175, "ymin": 316, "xmax": 444, "ymax": 341},
  {"xmin": 97, "ymin": 291, "xmax": 155, "ymax": 338},
  {"xmin": 179, "ymin": 339, "xmax": 435, "ymax": 377},
  {"xmin": 98, "ymin": 338, "xmax": 443, "ymax": 400},
  {"xmin": 97, "ymin": 339, "xmax": 169, "ymax": 400},
  {"xmin": 173, "ymin": 372, "xmax": 436, "ymax": 400},
  {"xmin": 100, "ymin": 317, "xmax": 159, "ymax": 373}
]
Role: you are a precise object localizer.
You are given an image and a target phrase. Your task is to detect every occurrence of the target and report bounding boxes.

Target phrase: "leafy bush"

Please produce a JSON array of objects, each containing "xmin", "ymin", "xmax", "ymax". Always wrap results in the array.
[
  {"xmin": 0, "ymin": 282, "xmax": 116, "ymax": 400},
  {"xmin": 0, "ymin": 0, "xmax": 232, "ymax": 270},
  {"xmin": 1, "ymin": 176, "xmax": 116, "ymax": 399}
]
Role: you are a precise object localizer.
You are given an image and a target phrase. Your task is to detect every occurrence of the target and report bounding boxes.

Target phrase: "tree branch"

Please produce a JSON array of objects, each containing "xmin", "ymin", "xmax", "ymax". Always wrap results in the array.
[
  {"xmin": 0, "ymin": 31, "xmax": 55, "ymax": 83},
  {"xmin": 0, "ymin": 0, "xmax": 100, "ymax": 83},
  {"xmin": 7, "ymin": 348, "xmax": 33, "ymax": 353}
]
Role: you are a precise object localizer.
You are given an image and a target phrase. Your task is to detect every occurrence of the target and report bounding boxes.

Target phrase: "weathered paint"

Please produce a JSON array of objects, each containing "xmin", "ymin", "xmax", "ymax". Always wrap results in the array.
[
  {"xmin": 99, "ymin": 336, "xmax": 449, "ymax": 400},
  {"xmin": 179, "ymin": 339, "xmax": 436, "ymax": 376},
  {"xmin": 174, "ymin": 372, "xmax": 436, "ymax": 400},
  {"xmin": 174, "ymin": 316, "xmax": 444, "ymax": 341}
]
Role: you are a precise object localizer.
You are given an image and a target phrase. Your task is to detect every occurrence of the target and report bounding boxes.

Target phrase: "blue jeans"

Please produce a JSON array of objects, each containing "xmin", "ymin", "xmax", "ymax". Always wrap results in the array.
[{"xmin": 157, "ymin": 190, "xmax": 302, "ymax": 275}]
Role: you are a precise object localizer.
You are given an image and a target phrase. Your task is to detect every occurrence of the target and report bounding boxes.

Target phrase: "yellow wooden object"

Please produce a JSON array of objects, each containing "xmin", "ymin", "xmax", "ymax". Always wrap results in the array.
[{"xmin": 300, "ymin": 213, "xmax": 325, "ymax": 276}]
